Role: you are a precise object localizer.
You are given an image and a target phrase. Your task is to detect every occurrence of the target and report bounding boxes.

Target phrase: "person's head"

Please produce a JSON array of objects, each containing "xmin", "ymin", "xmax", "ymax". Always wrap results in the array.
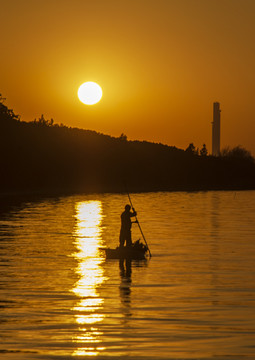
[{"xmin": 125, "ymin": 204, "xmax": 131, "ymax": 211}]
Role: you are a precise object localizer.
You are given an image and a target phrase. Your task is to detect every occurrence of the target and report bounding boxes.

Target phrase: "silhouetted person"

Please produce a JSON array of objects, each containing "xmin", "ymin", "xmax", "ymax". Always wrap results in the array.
[{"xmin": 119, "ymin": 204, "xmax": 137, "ymax": 248}]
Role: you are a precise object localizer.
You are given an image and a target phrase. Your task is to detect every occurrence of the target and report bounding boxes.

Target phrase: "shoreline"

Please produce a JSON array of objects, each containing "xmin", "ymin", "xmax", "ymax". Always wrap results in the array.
[{"xmin": 1, "ymin": 184, "xmax": 255, "ymax": 200}]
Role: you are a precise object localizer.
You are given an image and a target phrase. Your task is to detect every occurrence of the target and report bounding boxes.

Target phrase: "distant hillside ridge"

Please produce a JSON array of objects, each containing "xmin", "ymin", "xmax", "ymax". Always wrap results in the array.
[{"xmin": 1, "ymin": 95, "xmax": 255, "ymax": 195}]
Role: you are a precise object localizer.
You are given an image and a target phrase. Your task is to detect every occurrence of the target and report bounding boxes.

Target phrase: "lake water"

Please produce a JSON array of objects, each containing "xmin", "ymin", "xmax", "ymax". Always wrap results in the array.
[{"xmin": 0, "ymin": 191, "xmax": 255, "ymax": 360}]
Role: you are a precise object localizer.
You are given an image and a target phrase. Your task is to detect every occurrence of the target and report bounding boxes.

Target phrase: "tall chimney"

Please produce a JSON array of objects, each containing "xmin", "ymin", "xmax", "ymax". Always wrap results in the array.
[{"xmin": 212, "ymin": 102, "xmax": 221, "ymax": 156}]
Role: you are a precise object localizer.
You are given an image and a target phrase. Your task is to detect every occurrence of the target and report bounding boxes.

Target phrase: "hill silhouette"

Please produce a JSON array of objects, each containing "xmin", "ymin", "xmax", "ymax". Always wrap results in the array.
[{"xmin": 1, "ymin": 95, "xmax": 255, "ymax": 195}]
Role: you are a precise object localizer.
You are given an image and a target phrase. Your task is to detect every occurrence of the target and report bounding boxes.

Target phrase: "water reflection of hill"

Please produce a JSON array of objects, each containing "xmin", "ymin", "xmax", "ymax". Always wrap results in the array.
[{"xmin": 1, "ymin": 98, "xmax": 255, "ymax": 195}]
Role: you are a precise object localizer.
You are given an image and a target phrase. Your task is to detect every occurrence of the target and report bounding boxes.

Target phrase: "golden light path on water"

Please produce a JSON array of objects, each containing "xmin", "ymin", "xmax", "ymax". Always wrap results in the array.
[{"xmin": 71, "ymin": 201, "xmax": 107, "ymax": 356}]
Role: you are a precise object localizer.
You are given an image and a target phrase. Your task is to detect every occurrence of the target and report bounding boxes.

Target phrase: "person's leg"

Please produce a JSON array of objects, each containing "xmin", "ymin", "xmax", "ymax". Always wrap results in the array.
[
  {"xmin": 126, "ymin": 231, "xmax": 132, "ymax": 248},
  {"xmin": 119, "ymin": 231, "xmax": 125, "ymax": 248}
]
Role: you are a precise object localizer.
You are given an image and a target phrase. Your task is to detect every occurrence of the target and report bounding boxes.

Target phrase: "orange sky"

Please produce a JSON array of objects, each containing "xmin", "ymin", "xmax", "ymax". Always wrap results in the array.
[{"xmin": 1, "ymin": 0, "xmax": 255, "ymax": 154}]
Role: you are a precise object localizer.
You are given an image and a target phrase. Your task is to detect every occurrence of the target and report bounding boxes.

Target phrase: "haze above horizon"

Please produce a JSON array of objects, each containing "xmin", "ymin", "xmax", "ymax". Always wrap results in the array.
[{"xmin": 1, "ymin": 0, "xmax": 255, "ymax": 155}]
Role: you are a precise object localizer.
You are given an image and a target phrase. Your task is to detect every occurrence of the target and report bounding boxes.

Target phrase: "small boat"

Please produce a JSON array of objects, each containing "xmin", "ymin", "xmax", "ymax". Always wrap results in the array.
[{"xmin": 102, "ymin": 240, "xmax": 148, "ymax": 260}]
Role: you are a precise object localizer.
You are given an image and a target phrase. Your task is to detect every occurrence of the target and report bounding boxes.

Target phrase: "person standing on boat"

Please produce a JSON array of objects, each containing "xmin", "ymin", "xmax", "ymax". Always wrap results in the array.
[{"xmin": 119, "ymin": 204, "xmax": 137, "ymax": 248}]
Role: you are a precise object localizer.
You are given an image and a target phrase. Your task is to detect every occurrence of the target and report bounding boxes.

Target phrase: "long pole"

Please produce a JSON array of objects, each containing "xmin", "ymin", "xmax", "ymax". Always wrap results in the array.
[{"xmin": 126, "ymin": 191, "xmax": 152, "ymax": 258}]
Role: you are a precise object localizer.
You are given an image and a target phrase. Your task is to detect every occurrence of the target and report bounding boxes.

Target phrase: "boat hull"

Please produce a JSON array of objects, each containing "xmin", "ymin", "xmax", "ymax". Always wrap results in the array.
[{"xmin": 103, "ymin": 246, "xmax": 147, "ymax": 260}]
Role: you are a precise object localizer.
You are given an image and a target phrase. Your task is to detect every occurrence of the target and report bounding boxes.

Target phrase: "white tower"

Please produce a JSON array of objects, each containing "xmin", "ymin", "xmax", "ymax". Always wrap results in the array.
[{"xmin": 212, "ymin": 102, "xmax": 221, "ymax": 156}]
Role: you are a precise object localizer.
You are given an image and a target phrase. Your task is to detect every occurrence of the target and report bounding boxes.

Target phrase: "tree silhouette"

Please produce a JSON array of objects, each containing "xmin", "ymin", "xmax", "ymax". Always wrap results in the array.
[
  {"xmin": 185, "ymin": 143, "xmax": 196, "ymax": 155},
  {"xmin": 0, "ymin": 94, "xmax": 20, "ymax": 123},
  {"xmin": 119, "ymin": 133, "xmax": 128, "ymax": 141},
  {"xmin": 200, "ymin": 144, "xmax": 208, "ymax": 157},
  {"xmin": 33, "ymin": 114, "xmax": 54, "ymax": 127},
  {"xmin": 220, "ymin": 146, "xmax": 254, "ymax": 162},
  {"xmin": 0, "ymin": 94, "xmax": 255, "ymax": 194}
]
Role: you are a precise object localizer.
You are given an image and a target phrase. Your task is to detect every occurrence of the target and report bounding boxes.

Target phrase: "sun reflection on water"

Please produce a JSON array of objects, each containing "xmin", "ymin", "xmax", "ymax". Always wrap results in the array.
[{"xmin": 71, "ymin": 201, "xmax": 107, "ymax": 356}]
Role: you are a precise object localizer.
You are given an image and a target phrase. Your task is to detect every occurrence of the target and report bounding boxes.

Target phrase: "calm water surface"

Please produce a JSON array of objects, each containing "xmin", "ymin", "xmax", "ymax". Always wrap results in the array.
[{"xmin": 0, "ymin": 191, "xmax": 255, "ymax": 360}]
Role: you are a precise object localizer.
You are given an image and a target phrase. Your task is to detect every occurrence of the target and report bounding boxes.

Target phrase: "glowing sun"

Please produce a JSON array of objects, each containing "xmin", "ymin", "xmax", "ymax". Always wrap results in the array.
[{"xmin": 78, "ymin": 82, "xmax": 103, "ymax": 105}]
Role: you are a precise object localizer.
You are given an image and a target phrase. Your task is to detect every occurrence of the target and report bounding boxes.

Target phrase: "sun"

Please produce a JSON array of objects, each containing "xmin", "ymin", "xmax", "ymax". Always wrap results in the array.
[{"xmin": 78, "ymin": 82, "xmax": 103, "ymax": 105}]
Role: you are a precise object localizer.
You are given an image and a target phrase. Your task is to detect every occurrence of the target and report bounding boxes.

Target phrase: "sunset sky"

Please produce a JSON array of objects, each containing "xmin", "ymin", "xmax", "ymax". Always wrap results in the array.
[{"xmin": 1, "ymin": 0, "xmax": 255, "ymax": 154}]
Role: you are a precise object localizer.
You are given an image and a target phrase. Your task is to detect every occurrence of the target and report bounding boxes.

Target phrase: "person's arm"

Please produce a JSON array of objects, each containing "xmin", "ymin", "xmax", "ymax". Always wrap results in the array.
[{"xmin": 130, "ymin": 210, "xmax": 137, "ymax": 217}]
